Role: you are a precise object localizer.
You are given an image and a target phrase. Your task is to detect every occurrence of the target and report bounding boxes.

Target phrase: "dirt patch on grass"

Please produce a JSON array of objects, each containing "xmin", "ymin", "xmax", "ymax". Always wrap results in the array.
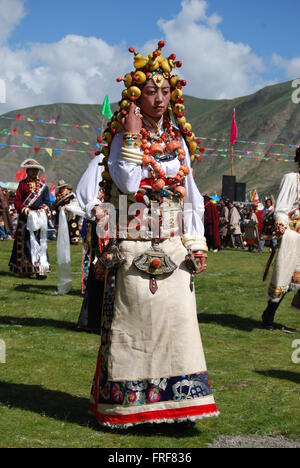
[{"xmin": 209, "ymin": 435, "xmax": 300, "ymax": 448}]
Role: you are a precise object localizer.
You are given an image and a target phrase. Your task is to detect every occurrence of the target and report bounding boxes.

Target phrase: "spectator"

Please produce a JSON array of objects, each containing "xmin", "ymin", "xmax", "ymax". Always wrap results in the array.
[
  {"xmin": 204, "ymin": 195, "xmax": 221, "ymax": 252},
  {"xmin": 228, "ymin": 201, "xmax": 243, "ymax": 248},
  {"xmin": 244, "ymin": 205, "xmax": 259, "ymax": 252},
  {"xmin": 258, "ymin": 197, "xmax": 277, "ymax": 254},
  {"xmin": 219, "ymin": 198, "xmax": 229, "ymax": 249},
  {"xmin": 0, "ymin": 215, "xmax": 8, "ymax": 240}
]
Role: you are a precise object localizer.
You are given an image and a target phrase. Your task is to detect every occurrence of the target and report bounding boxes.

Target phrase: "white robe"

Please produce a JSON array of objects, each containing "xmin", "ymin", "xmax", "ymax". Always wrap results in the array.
[{"xmin": 269, "ymin": 172, "xmax": 300, "ymax": 301}]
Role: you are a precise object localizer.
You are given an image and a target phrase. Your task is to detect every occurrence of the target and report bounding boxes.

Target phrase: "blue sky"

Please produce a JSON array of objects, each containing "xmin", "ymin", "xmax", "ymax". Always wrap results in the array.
[
  {"xmin": 0, "ymin": 0, "xmax": 299, "ymax": 111},
  {"xmin": 9, "ymin": 0, "xmax": 299, "ymax": 57}
]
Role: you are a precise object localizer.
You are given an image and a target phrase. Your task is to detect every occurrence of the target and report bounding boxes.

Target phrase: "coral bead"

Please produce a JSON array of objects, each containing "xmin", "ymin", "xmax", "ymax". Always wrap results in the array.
[
  {"xmin": 174, "ymin": 186, "xmax": 186, "ymax": 198},
  {"xmin": 142, "ymin": 155, "xmax": 152, "ymax": 165},
  {"xmin": 129, "ymin": 47, "xmax": 135, "ymax": 53},
  {"xmin": 166, "ymin": 140, "xmax": 181, "ymax": 154},
  {"xmin": 150, "ymin": 143, "xmax": 164, "ymax": 156},
  {"xmin": 158, "ymin": 40, "xmax": 165, "ymax": 49},
  {"xmin": 153, "ymin": 179, "xmax": 166, "ymax": 191},
  {"xmin": 152, "ymin": 258, "xmax": 161, "ymax": 268},
  {"xmin": 158, "ymin": 169, "xmax": 166, "ymax": 178}
]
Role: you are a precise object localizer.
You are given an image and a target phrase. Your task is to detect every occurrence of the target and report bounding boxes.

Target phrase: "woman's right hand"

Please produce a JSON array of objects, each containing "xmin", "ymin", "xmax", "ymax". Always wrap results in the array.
[{"xmin": 122, "ymin": 103, "xmax": 143, "ymax": 134}]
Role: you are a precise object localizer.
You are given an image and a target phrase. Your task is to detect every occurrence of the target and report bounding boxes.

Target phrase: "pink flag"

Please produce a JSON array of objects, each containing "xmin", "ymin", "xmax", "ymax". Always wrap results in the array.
[
  {"xmin": 50, "ymin": 183, "xmax": 56, "ymax": 198},
  {"xmin": 230, "ymin": 108, "xmax": 238, "ymax": 146}
]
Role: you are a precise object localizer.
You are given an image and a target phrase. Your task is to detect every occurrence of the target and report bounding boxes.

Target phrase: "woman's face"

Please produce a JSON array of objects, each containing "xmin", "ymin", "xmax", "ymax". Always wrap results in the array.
[
  {"xmin": 27, "ymin": 168, "xmax": 39, "ymax": 180},
  {"xmin": 139, "ymin": 77, "xmax": 171, "ymax": 121}
]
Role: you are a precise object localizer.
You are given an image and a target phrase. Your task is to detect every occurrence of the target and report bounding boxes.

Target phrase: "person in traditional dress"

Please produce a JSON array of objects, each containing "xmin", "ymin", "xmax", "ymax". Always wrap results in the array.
[
  {"xmin": 262, "ymin": 147, "xmax": 300, "ymax": 330},
  {"xmin": 219, "ymin": 198, "xmax": 229, "ymax": 249},
  {"xmin": 53, "ymin": 180, "xmax": 82, "ymax": 245},
  {"xmin": 204, "ymin": 195, "xmax": 221, "ymax": 252},
  {"xmin": 228, "ymin": 201, "xmax": 242, "ymax": 248},
  {"xmin": 9, "ymin": 159, "xmax": 51, "ymax": 279},
  {"xmin": 244, "ymin": 205, "xmax": 259, "ymax": 252},
  {"xmin": 258, "ymin": 197, "xmax": 277, "ymax": 254},
  {"xmin": 76, "ymin": 155, "xmax": 105, "ymax": 331},
  {"xmin": 0, "ymin": 187, "xmax": 13, "ymax": 237},
  {"xmin": 80, "ymin": 41, "xmax": 219, "ymax": 428}
]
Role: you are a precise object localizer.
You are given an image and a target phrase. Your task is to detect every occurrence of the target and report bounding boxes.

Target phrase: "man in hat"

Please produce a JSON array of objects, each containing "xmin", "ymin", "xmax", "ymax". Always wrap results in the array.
[
  {"xmin": 53, "ymin": 180, "xmax": 81, "ymax": 245},
  {"xmin": 9, "ymin": 159, "xmax": 51, "ymax": 279},
  {"xmin": 262, "ymin": 146, "xmax": 300, "ymax": 330}
]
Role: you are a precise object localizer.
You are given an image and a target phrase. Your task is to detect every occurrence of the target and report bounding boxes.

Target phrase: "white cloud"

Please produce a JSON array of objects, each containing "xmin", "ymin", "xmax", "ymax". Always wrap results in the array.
[
  {"xmin": 0, "ymin": 0, "xmax": 25, "ymax": 44},
  {"xmin": 0, "ymin": 0, "xmax": 294, "ymax": 113},
  {"xmin": 272, "ymin": 53, "xmax": 300, "ymax": 79},
  {"xmin": 158, "ymin": 0, "xmax": 266, "ymax": 99}
]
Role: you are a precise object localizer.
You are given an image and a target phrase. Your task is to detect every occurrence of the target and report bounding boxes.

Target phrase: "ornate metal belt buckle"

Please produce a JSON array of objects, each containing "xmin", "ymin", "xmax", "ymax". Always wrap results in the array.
[
  {"xmin": 133, "ymin": 245, "xmax": 177, "ymax": 276},
  {"xmin": 100, "ymin": 241, "xmax": 126, "ymax": 270}
]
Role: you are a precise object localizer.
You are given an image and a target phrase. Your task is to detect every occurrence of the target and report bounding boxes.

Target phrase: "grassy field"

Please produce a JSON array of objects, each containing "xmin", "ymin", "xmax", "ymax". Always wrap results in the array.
[{"xmin": 0, "ymin": 240, "xmax": 299, "ymax": 448}]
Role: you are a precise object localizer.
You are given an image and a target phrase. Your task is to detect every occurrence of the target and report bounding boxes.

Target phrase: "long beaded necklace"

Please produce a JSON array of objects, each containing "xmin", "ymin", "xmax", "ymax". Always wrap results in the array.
[{"xmin": 138, "ymin": 116, "xmax": 190, "ymax": 199}]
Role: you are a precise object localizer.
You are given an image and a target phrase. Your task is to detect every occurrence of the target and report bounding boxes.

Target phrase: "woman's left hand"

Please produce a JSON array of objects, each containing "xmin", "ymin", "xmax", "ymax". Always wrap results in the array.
[{"xmin": 194, "ymin": 256, "xmax": 207, "ymax": 275}]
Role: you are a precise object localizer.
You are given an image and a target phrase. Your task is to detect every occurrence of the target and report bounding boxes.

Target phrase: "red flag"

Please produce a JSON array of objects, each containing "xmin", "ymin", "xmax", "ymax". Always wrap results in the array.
[
  {"xmin": 34, "ymin": 147, "xmax": 40, "ymax": 155},
  {"xmin": 15, "ymin": 168, "xmax": 27, "ymax": 182},
  {"xmin": 16, "ymin": 113, "xmax": 22, "ymax": 121},
  {"xmin": 230, "ymin": 108, "xmax": 238, "ymax": 146},
  {"xmin": 12, "ymin": 128, "xmax": 18, "ymax": 136}
]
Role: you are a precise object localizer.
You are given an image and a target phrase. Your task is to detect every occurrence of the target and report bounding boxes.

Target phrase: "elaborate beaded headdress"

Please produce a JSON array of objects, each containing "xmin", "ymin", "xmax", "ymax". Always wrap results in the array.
[{"xmin": 98, "ymin": 41, "xmax": 199, "ymax": 200}]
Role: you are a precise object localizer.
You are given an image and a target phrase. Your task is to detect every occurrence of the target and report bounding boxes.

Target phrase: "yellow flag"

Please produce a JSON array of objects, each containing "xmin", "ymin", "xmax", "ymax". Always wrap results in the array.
[
  {"xmin": 27, "ymin": 117, "xmax": 34, "ymax": 122},
  {"xmin": 24, "ymin": 131, "xmax": 31, "ymax": 137},
  {"xmin": 46, "ymin": 148, "xmax": 53, "ymax": 157},
  {"xmin": 82, "ymin": 125, "xmax": 89, "ymax": 128}
]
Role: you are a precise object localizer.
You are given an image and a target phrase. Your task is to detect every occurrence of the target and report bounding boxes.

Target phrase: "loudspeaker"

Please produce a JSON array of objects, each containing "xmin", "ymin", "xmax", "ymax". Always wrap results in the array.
[
  {"xmin": 235, "ymin": 182, "xmax": 246, "ymax": 202},
  {"xmin": 222, "ymin": 175, "xmax": 236, "ymax": 201}
]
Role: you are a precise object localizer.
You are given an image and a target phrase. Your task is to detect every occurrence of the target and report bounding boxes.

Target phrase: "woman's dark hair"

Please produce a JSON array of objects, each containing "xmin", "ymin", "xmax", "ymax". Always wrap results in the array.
[{"xmin": 296, "ymin": 146, "xmax": 300, "ymax": 163}]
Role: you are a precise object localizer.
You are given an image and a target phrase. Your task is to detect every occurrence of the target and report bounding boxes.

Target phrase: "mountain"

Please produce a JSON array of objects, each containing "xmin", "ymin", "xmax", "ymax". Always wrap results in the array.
[{"xmin": 0, "ymin": 80, "xmax": 299, "ymax": 198}]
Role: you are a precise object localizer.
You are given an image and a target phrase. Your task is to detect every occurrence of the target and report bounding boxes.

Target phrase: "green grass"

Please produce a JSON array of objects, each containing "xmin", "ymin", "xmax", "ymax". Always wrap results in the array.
[{"xmin": 0, "ymin": 241, "xmax": 299, "ymax": 448}]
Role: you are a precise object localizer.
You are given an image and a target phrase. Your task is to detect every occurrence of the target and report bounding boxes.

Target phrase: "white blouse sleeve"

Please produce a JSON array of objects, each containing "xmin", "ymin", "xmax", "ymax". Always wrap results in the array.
[
  {"xmin": 108, "ymin": 133, "xmax": 143, "ymax": 194},
  {"xmin": 76, "ymin": 154, "xmax": 104, "ymax": 218},
  {"xmin": 275, "ymin": 173, "xmax": 298, "ymax": 225},
  {"xmin": 182, "ymin": 138, "xmax": 205, "ymax": 238}
]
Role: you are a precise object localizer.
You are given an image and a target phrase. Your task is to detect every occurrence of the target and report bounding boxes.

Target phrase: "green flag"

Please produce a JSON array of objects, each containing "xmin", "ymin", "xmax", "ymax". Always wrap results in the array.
[{"xmin": 101, "ymin": 95, "xmax": 113, "ymax": 119}]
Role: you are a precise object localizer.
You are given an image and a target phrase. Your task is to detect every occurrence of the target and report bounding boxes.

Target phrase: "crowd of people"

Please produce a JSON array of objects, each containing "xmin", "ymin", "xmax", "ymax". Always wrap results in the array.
[{"xmin": 204, "ymin": 195, "xmax": 278, "ymax": 253}]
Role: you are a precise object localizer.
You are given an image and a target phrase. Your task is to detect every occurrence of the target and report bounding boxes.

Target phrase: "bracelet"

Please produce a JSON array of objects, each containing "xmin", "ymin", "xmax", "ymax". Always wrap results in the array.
[
  {"xmin": 123, "ymin": 132, "xmax": 142, "ymax": 149},
  {"xmin": 121, "ymin": 146, "xmax": 144, "ymax": 165}
]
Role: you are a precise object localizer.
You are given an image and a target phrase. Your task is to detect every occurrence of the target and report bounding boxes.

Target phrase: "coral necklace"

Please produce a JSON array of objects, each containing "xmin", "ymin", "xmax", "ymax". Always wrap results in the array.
[{"xmin": 140, "ymin": 117, "xmax": 190, "ymax": 199}]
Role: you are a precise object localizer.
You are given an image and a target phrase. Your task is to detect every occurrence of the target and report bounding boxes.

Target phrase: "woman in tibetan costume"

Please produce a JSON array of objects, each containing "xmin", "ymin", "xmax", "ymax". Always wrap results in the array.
[
  {"xmin": 80, "ymin": 42, "xmax": 219, "ymax": 427},
  {"xmin": 9, "ymin": 159, "xmax": 51, "ymax": 279}
]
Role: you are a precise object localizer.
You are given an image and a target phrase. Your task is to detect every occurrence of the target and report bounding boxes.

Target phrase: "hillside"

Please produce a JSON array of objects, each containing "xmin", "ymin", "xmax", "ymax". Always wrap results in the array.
[{"xmin": 0, "ymin": 80, "xmax": 299, "ymax": 197}]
